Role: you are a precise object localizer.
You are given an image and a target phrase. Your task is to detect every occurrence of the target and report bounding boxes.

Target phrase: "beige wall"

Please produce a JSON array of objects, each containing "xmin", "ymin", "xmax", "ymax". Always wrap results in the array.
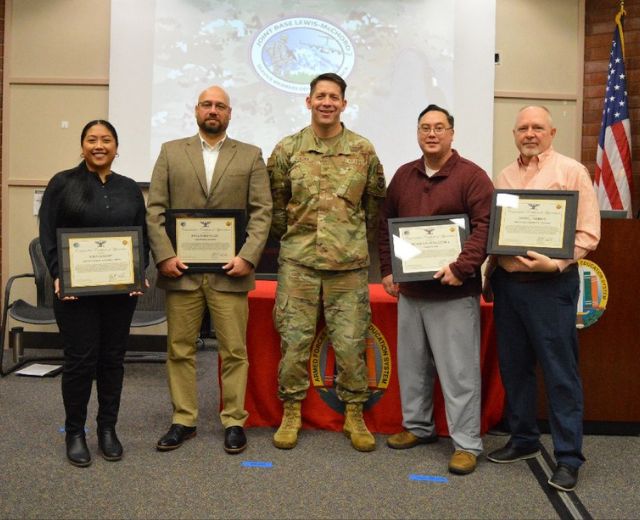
[
  {"xmin": 1, "ymin": 0, "xmax": 584, "ymax": 308},
  {"xmin": 2, "ymin": 0, "xmax": 111, "ymax": 307},
  {"xmin": 9, "ymin": 84, "xmax": 108, "ymax": 178},
  {"xmin": 9, "ymin": 0, "xmax": 110, "ymax": 79},
  {"xmin": 494, "ymin": 0, "xmax": 584, "ymax": 175}
]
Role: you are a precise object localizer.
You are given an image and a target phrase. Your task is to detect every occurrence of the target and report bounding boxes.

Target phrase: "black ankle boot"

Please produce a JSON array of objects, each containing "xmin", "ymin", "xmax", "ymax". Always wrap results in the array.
[
  {"xmin": 98, "ymin": 427, "xmax": 123, "ymax": 461},
  {"xmin": 65, "ymin": 433, "xmax": 91, "ymax": 467}
]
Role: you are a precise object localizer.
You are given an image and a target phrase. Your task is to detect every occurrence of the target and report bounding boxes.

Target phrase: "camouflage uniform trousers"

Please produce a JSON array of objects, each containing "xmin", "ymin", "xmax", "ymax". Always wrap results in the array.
[{"xmin": 274, "ymin": 260, "xmax": 371, "ymax": 403}]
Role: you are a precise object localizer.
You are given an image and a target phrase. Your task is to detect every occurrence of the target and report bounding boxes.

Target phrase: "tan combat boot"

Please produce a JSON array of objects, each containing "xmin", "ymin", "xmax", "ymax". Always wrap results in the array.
[
  {"xmin": 273, "ymin": 401, "xmax": 302, "ymax": 449},
  {"xmin": 343, "ymin": 403, "xmax": 376, "ymax": 452}
]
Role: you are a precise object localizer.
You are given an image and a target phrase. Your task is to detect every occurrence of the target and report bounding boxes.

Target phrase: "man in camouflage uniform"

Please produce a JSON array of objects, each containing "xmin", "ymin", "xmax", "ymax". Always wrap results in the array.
[{"xmin": 268, "ymin": 72, "xmax": 386, "ymax": 452}]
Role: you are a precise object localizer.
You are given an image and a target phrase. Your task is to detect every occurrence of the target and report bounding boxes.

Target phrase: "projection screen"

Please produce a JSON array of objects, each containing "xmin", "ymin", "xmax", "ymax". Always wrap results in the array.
[{"xmin": 109, "ymin": 0, "xmax": 495, "ymax": 183}]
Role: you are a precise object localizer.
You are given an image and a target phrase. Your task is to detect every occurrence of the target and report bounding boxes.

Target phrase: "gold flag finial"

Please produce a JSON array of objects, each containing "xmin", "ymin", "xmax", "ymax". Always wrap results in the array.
[{"xmin": 615, "ymin": 2, "xmax": 627, "ymax": 57}]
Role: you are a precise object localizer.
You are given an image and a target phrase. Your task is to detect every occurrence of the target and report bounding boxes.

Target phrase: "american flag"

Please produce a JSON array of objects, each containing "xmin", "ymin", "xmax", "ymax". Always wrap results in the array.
[{"xmin": 593, "ymin": 10, "xmax": 633, "ymax": 217}]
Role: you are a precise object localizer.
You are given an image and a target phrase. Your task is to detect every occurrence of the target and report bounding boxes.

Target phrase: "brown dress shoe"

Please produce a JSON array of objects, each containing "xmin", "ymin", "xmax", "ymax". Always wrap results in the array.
[
  {"xmin": 387, "ymin": 430, "xmax": 438, "ymax": 449},
  {"xmin": 448, "ymin": 450, "xmax": 477, "ymax": 475}
]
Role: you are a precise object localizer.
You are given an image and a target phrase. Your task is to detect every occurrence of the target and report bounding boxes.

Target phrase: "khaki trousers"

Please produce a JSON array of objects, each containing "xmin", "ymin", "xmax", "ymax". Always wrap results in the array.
[{"xmin": 165, "ymin": 278, "xmax": 249, "ymax": 428}]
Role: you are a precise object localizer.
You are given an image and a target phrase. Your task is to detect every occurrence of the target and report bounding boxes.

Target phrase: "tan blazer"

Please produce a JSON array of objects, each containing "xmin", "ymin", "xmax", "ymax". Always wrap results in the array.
[{"xmin": 146, "ymin": 134, "xmax": 272, "ymax": 292}]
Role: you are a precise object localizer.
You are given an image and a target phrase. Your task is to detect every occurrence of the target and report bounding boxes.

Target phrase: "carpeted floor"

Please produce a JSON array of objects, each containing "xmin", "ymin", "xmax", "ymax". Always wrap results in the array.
[{"xmin": 0, "ymin": 350, "xmax": 638, "ymax": 519}]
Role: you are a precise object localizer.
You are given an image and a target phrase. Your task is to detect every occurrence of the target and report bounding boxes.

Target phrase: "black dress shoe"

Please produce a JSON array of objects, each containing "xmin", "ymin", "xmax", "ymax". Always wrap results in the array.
[
  {"xmin": 487, "ymin": 442, "xmax": 540, "ymax": 463},
  {"xmin": 66, "ymin": 433, "xmax": 92, "ymax": 467},
  {"xmin": 224, "ymin": 426, "xmax": 247, "ymax": 454},
  {"xmin": 98, "ymin": 428, "xmax": 123, "ymax": 461},
  {"xmin": 156, "ymin": 424, "xmax": 197, "ymax": 451},
  {"xmin": 548, "ymin": 463, "xmax": 579, "ymax": 492}
]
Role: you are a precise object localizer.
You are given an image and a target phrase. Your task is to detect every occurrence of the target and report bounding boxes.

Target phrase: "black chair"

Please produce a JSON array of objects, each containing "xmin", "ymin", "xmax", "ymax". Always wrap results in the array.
[
  {"xmin": 125, "ymin": 261, "xmax": 168, "ymax": 361},
  {"xmin": 0, "ymin": 238, "xmax": 168, "ymax": 376},
  {"xmin": 0, "ymin": 238, "xmax": 59, "ymax": 376}
]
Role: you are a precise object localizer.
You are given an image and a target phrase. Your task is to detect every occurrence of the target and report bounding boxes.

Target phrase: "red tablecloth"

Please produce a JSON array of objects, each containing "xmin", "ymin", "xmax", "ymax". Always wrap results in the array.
[{"xmin": 242, "ymin": 281, "xmax": 504, "ymax": 436}]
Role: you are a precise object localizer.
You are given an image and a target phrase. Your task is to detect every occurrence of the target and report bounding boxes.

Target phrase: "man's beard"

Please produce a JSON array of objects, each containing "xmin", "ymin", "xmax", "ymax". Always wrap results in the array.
[
  {"xmin": 199, "ymin": 118, "xmax": 227, "ymax": 135},
  {"xmin": 520, "ymin": 143, "xmax": 540, "ymax": 157}
]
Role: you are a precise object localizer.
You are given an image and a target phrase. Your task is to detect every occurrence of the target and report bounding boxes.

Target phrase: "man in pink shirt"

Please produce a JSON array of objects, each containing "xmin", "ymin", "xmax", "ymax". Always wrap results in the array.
[{"xmin": 486, "ymin": 106, "xmax": 601, "ymax": 492}]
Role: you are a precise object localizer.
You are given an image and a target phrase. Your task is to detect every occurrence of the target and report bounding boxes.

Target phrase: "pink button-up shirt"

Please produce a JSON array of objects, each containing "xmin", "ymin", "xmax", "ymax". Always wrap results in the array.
[{"xmin": 495, "ymin": 146, "xmax": 601, "ymax": 272}]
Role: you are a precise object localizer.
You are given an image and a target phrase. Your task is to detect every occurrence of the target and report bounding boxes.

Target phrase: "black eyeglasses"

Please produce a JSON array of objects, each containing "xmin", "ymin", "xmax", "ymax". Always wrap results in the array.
[
  {"xmin": 197, "ymin": 101, "xmax": 230, "ymax": 111},
  {"xmin": 418, "ymin": 125, "xmax": 452, "ymax": 136}
]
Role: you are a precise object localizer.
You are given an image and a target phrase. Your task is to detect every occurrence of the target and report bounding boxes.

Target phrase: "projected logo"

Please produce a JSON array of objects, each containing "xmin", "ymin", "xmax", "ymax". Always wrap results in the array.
[
  {"xmin": 251, "ymin": 17, "xmax": 355, "ymax": 94},
  {"xmin": 309, "ymin": 323, "xmax": 391, "ymax": 413},
  {"xmin": 576, "ymin": 259, "xmax": 608, "ymax": 329}
]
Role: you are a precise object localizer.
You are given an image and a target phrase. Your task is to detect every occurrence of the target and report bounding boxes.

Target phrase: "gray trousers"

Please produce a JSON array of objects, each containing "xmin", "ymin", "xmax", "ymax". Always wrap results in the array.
[{"xmin": 397, "ymin": 293, "xmax": 483, "ymax": 455}]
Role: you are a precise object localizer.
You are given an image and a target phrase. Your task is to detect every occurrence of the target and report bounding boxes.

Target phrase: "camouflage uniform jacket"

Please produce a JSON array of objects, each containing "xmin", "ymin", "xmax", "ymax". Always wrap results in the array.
[{"xmin": 268, "ymin": 125, "xmax": 386, "ymax": 271}]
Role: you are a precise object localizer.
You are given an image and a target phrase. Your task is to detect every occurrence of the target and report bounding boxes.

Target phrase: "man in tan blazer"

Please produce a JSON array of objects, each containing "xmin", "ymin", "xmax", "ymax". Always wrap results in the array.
[{"xmin": 146, "ymin": 85, "xmax": 272, "ymax": 454}]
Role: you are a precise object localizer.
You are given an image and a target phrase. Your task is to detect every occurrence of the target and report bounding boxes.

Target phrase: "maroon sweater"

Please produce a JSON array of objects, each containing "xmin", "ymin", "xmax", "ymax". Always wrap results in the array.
[{"xmin": 378, "ymin": 150, "xmax": 494, "ymax": 299}]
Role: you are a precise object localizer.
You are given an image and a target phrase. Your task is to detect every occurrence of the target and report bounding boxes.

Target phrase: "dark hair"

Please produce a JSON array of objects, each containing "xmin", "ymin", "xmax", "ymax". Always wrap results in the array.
[
  {"xmin": 310, "ymin": 73, "xmax": 347, "ymax": 97},
  {"xmin": 80, "ymin": 119, "xmax": 119, "ymax": 147},
  {"xmin": 418, "ymin": 104, "xmax": 454, "ymax": 128}
]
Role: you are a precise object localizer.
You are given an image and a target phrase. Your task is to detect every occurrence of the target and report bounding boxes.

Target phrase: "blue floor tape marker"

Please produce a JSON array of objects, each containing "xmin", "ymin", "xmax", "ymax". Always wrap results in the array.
[
  {"xmin": 58, "ymin": 426, "xmax": 89, "ymax": 433},
  {"xmin": 409, "ymin": 474, "xmax": 448, "ymax": 483},
  {"xmin": 242, "ymin": 461, "xmax": 273, "ymax": 468}
]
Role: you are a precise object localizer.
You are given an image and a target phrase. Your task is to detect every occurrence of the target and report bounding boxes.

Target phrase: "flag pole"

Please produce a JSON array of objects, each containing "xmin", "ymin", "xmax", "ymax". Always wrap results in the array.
[{"xmin": 593, "ymin": 0, "xmax": 634, "ymax": 217}]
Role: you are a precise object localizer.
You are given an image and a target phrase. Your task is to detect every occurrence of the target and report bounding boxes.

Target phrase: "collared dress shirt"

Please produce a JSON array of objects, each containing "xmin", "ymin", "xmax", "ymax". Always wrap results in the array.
[
  {"xmin": 199, "ymin": 133, "xmax": 225, "ymax": 192},
  {"xmin": 495, "ymin": 146, "xmax": 601, "ymax": 272}
]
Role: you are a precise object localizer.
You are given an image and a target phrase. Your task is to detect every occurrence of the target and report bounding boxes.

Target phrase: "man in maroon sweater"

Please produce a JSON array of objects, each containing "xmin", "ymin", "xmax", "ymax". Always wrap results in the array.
[{"xmin": 378, "ymin": 104, "xmax": 494, "ymax": 475}]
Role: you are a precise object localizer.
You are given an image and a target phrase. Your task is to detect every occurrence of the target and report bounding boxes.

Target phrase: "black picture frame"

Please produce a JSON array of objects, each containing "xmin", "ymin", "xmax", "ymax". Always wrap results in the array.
[
  {"xmin": 487, "ymin": 189, "xmax": 578, "ymax": 259},
  {"xmin": 388, "ymin": 214, "xmax": 470, "ymax": 282},
  {"xmin": 57, "ymin": 226, "xmax": 145, "ymax": 297},
  {"xmin": 165, "ymin": 209, "xmax": 246, "ymax": 273}
]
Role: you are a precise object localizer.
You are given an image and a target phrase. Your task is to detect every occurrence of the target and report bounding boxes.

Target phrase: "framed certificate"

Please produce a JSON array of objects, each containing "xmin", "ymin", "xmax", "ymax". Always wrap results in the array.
[
  {"xmin": 165, "ymin": 209, "xmax": 246, "ymax": 273},
  {"xmin": 57, "ymin": 227, "xmax": 145, "ymax": 297},
  {"xmin": 487, "ymin": 189, "xmax": 578, "ymax": 259},
  {"xmin": 388, "ymin": 214, "xmax": 470, "ymax": 282}
]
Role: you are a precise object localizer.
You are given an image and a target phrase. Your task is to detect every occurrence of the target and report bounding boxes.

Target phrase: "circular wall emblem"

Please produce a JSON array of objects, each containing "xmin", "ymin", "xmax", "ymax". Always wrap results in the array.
[
  {"xmin": 309, "ymin": 323, "xmax": 391, "ymax": 413},
  {"xmin": 576, "ymin": 259, "xmax": 608, "ymax": 329},
  {"xmin": 251, "ymin": 17, "xmax": 355, "ymax": 94}
]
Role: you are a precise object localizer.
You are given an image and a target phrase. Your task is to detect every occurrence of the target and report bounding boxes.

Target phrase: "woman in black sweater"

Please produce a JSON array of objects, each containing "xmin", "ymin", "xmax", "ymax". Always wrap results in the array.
[{"xmin": 39, "ymin": 120, "xmax": 148, "ymax": 467}]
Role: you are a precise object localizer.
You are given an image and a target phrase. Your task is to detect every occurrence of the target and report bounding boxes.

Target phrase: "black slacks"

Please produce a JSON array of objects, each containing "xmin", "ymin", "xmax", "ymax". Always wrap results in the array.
[{"xmin": 53, "ymin": 294, "xmax": 138, "ymax": 434}]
